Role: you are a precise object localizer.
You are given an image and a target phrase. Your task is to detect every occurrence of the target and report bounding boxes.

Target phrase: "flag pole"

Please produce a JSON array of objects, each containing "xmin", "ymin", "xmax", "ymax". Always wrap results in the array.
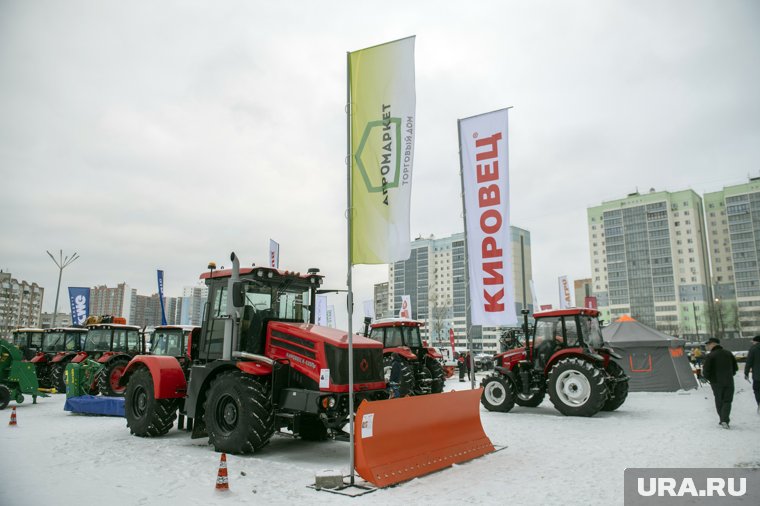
[{"xmin": 345, "ymin": 50, "xmax": 356, "ymax": 486}]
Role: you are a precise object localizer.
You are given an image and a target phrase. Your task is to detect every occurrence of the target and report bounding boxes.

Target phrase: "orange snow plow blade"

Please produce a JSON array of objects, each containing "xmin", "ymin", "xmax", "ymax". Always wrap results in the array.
[{"xmin": 354, "ymin": 388, "xmax": 494, "ymax": 488}]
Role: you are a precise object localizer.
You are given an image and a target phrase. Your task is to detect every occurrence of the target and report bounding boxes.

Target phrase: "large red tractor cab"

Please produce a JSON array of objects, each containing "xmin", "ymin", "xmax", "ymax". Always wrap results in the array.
[
  {"xmin": 76, "ymin": 316, "xmax": 145, "ymax": 397},
  {"xmin": 364, "ymin": 318, "xmax": 445, "ymax": 396},
  {"xmin": 481, "ymin": 308, "xmax": 629, "ymax": 417},
  {"xmin": 11, "ymin": 328, "xmax": 45, "ymax": 361},
  {"xmin": 149, "ymin": 325, "xmax": 199, "ymax": 369},
  {"xmin": 30, "ymin": 327, "xmax": 88, "ymax": 391},
  {"xmin": 121, "ymin": 253, "xmax": 387, "ymax": 455}
]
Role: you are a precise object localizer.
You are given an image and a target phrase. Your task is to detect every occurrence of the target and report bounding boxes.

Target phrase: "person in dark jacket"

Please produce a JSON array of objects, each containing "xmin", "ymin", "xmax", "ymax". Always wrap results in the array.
[
  {"xmin": 745, "ymin": 335, "xmax": 760, "ymax": 413},
  {"xmin": 702, "ymin": 337, "xmax": 739, "ymax": 429}
]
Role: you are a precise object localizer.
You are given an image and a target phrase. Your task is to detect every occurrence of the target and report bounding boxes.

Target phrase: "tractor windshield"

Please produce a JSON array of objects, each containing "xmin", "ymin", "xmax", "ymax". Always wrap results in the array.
[
  {"xmin": 152, "ymin": 329, "xmax": 185, "ymax": 357},
  {"xmin": 239, "ymin": 282, "xmax": 312, "ymax": 323},
  {"xmin": 43, "ymin": 332, "xmax": 66, "ymax": 352},
  {"xmin": 66, "ymin": 332, "xmax": 85, "ymax": 351},
  {"xmin": 581, "ymin": 316, "xmax": 604, "ymax": 349},
  {"xmin": 85, "ymin": 328, "xmax": 112, "ymax": 351},
  {"xmin": 385, "ymin": 325, "xmax": 423, "ymax": 348}
]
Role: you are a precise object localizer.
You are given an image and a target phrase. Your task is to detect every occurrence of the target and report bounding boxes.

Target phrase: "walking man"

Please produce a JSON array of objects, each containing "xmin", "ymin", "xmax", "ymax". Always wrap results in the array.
[
  {"xmin": 702, "ymin": 337, "xmax": 739, "ymax": 429},
  {"xmin": 745, "ymin": 335, "xmax": 760, "ymax": 414}
]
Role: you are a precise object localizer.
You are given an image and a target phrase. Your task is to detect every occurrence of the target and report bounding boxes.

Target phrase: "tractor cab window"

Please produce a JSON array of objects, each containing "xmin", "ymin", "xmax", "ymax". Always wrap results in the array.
[
  {"xmin": 12, "ymin": 332, "xmax": 24, "ymax": 347},
  {"xmin": 580, "ymin": 316, "xmax": 604, "ymax": 349},
  {"xmin": 386, "ymin": 327, "xmax": 403, "ymax": 347},
  {"xmin": 152, "ymin": 330, "xmax": 183, "ymax": 356},
  {"xmin": 30, "ymin": 332, "xmax": 43, "ymax": 349},
  {"xmin": 276, "ymin": 290, "xmax": 311, "ymax": 322},
  {"xmin": 65, "ymin": 333, "xmax": 80, "ymax": 351},
  {"xmin": 368, "ymin": 327, "xmax": 384, "ymax": 343},
  {"xmin": 563, "ymin": 319, "xmax": 579, "ymax": 347},
  {"xmin": 113, "ymin": 329, "xmax": 128, "ymax": 352},
  {"xmin": 534, "ymin": 317, "xmax": 562, "ymax": 347},
  {"xmin": 127, "ymin": 330, "xmax": 140, "ymax": 352},
  {"xmin": 404, "ymin": 326, "xmax": 423, "ymax": 347},
  {"xmin": 85, "ymin": 328, "xmax": 112, "ymax": 351},
  {"xmin": 44, "ymin": 332, "xmax": 65, "ymax": 352}
]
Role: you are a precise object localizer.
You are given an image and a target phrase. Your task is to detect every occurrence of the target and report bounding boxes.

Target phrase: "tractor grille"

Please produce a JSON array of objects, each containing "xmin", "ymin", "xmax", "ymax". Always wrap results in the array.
[{"xmin": 324, "ymin": 344, "xmax": 383, "ymax": 386}]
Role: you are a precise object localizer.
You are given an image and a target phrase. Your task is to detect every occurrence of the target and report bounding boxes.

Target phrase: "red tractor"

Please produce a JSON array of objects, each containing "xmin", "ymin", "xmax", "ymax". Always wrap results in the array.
[
  {"xmin": 30, "ymin": 327, "xmax": 88, "ymax": 391},
  {"xmin": 120, "ymin": 253, "xmax": 387, "ymax": 454},
  {"xmin": 481, "ymin": 308, "xmax": 629, "ymax": 417},
  {"xmin": 364, "ymin": 318, "xmax": 445, "ymax": 396},
  {"xmin": 70, "ymin": 316, "xmax": 146, "ymax": 396}
]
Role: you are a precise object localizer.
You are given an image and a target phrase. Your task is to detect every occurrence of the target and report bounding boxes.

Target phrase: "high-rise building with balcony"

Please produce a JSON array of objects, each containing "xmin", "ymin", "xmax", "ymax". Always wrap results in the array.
[
  {"xmin": 587, "ymin": 189, "xmax": 711, "ymax": 340},
  {"xmin": 0, "ymin": 271, "xmax": 44, "ymax": 340}
]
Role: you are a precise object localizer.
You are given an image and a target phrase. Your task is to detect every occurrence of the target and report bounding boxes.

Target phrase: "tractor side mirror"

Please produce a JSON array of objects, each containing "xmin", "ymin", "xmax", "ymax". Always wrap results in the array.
[{"xmin": 232, "ymin": 281, "xmax": 245, "ymax": 308}]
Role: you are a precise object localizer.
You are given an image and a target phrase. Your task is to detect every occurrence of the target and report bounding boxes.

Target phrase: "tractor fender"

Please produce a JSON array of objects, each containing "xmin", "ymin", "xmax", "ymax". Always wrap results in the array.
[
  {"xmin": 70, "ymin": 352, "xmax": 89, "ymax": 364},
  {"xmin": 97, "ymin": 351, "xmax": 121, "ymax": 364},
  {"xmin": 51, "ymin": 352, "xmax": 77, "ymax": 364},
  {"xmin": 120, "ymin": 356, "xmax": 187, "ymax": 399},
  {"xmin": 30, "ymin": 352, "xmax": 48, "ymax": 363},
  {"xmin": 236, "ymin": 361, "xmax": 273, "ymax": 376},
  {"xmin": 425, "ymin": 347, "xmax": 443, "ymax": 360},
  {"xmin": 384, "ymin": 347, "xmax": 417, "ymax": 361},
  {"xmin": 492, "ymin": 366, "xmax": 519, "ymax": 386}
]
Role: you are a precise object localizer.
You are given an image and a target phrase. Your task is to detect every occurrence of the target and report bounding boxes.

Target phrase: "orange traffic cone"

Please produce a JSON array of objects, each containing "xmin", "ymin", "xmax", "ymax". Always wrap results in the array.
[
  {"xmin": 8, "ymin": 406, "xmax": 17, "ymax": 427},
  {"xmin": 215, "ymin": 453, "xmax": 229, "ymax": 491}
]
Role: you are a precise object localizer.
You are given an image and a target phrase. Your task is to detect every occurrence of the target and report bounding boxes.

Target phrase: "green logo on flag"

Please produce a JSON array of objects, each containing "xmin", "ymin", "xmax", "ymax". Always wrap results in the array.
[{"xmin": 354, "ymin": 117, "xmax": 402, "ymax": 194}]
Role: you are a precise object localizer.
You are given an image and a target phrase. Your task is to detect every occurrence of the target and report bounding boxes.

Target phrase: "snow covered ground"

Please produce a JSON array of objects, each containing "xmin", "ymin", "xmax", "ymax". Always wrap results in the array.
[{"xmin": 2, "ymin": 374, "xmax": 759, "ymax": 506}]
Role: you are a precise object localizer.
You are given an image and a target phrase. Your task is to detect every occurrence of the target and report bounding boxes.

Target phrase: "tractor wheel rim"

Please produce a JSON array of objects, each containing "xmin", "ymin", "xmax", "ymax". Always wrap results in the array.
[
  {"xmin": 110, "ymin": 366, "xmax": 126, "ymax": 393},
  {"xmin": 133, "ymin": 386, "xmax": 147, "ymax": 417},
  {"xmin": 217, "ymin": 395, "xmax": 238, "ymax": 434},
  {"xmin": 484, "ymin": 381, "xmax": 506, "ymax": 405},
  {"xmin": 556, "ymin": 370, "xmax": 591, "ymax": 406}
]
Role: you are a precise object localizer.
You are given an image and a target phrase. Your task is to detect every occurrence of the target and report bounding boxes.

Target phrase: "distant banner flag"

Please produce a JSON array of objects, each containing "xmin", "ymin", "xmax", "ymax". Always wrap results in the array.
[
  {"xmin": 449, "ymin": 327, "xmax": 456, "ymax": 356},
  {"xmin": 349, "ymin": 36, "xmax": 416, "ymax": 265},
  {"xmin": 585, "ymin": 296, "xmax": 598, "ymax": 309},
  {"xmin": 399, "ymin": 295, "xmax": 412, "ymax": 319},
  {"xmin": 316, "ymin": 294, "xmax": 328, "ymax": 326},
  {"xmin": 269, "ymin": 239, "xmax": 280, "ymax": 269},
  {"xmin": 68, "ymin": 287, "xmax": 90, "ymax": 326},
  {"xmin": 558, "ymin": 276, "xmax": 573, "ymax": 309},
  {"xmin": 529, "ymin": 279, "xmax": 539, "ymax": 313},
  {"xmin": 459, "ymin": 108, "xmax": 517, "ymax": 326},
  {"xmin": 363, "ymin": 300, "xmax": 375, "ymax": 319},
  {"xmin": 327, "ymin": 305, "xmax": 336, "ymax": 328},
  {"xmin": 540, "ymin": 304, "xmax": 553, "ymax": 311},
  {"xmin": 157, "ymin": 270, "xmax": 167, "ymax": 326}
]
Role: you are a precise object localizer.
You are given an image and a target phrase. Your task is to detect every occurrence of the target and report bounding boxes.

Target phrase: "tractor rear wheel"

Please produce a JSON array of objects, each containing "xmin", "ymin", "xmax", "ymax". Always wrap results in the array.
[
  {"xmin": 601, "ymin": 360, "xmax": 629, "ymax": 412},
  {"xmin": 383, "ymin": 356, "xmax": 415, "ymax": 397},
  {"xmin": 98, "ymin": 358, "xmax": 130, "ymax": 397},
  {"xmin": 548, "ymin": 358, "xmax": 608, "ymax": 417},
  {"xmin": 125, "ymin": 368, "xmax": 178, "ymax": 437},
  {"xmin": 204, "ymin": 370, "xmax": 274, "ymax": 454},
  {"xmin": 515, "ymin": 383, "xmax": 546, "ymax": 407},
  {"xmin": 35, "ymin": 363, "xmax": 51, "ymax": 389},
  {"xmin": 426, "ymin": 358, "xmax": 445, "ymax": 394},
  {"xmin": 50, "ymin": 363, "xmax": 68, "ymax": 393},
  {"xmin": 480, "ymin": 375, "xmax": 516, "ymax": 412},
  {"xmin": 0, "ymin": 384, "xmax": 10, "ymax": 410}
]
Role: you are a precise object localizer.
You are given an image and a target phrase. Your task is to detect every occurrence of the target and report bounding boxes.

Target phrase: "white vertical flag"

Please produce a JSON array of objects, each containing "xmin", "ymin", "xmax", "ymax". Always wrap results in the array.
[
  {"xmin": 558, "ymin": 275, "xmax": 573, "ymax": 309},
  {"xmin": 399, "ymin": 294, "xmax": 412, "ymax": 319},
  {"xmin": 529, "ymin": 279, "xmax": 539, "ymax": 313},
  {"xmin": 269, "ymin": 239, "xmax": 280, "ymax": 269},
  {"xmin": 326, "ymin": 305, "xmax": 336, "ymax": 328},
  {"xmin": 316, "ymin": 294, "xmax": 328, "ymax": 326},
  {"xmin": 459, "ymin": 109, "xmax": 517, "ymax": 326},
  {"xmin": 363, "ymin": 300, "xmax": 375, "ymax": 320}
]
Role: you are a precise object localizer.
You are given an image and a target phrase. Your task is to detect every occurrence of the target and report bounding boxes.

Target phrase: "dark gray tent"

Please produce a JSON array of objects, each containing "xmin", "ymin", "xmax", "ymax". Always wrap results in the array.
[{"xmin": 602, "ymin": 315, "xmax": 697, "ymax": 392}]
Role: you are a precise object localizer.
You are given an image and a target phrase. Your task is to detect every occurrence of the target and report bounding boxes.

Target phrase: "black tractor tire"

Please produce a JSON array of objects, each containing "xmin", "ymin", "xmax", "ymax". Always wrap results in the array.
[
  {"xmin": 125, "ymin": 368, "xmax": 178, "ymax": 437},
  {"xmin": 548, "ymin": 357, "xmax": 609, "ymax": 417},
  {"xmin": 297, "ymin": 414, "xmax": 329, "ymax": 441},
  {"xmin": 98, "ymin": 357, "xmax": 131, "ymax": 397},
  {"xmin": 415, "ymin": 365, "xmax": 433, "ymax": 395},
  {"xmin": 204, "ymin": 370, "xmax": 274, "ymax": 454},
  {"xmin": 601, "ymin": 360, "xmax": 629, "ymax": 412},
  {"xmin": 0, "ymin": 384, "xmax": 10, "ymax": 410},
  {"xmin": 480, "ymin": 374, "xmax": 516, "ymax": 412},
  {"xmin": 515, "ymin": 383, "xmax": 546, "ymax": 407},
  {"xmin": 50, "ymin": 363, "xmax": 68, "ymax": 393},
  {"xmin": 383, "ymin": 355, "xmax": 415, "ymax": 397},
  {"xmin": 426, "ymin": 358, "xmax": 445, "ymax": 394},
  {"xmin": 35, "ymin": 363, "xmax": 51, "ymax": 389}
]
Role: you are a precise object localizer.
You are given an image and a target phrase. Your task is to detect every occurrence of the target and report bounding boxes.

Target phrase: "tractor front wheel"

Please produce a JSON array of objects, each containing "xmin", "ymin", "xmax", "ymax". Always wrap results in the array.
[
  {"xmin": 601, "ymin": 360, "xmax": 629, "ymax": 412},
  {"xmin": 383, "ymin": 356, "xmax": 415, "ymax": 397},
  {"xmin": 98, "ymin": 358, "xmax": 130, "ymax": 397},
  {"xmin": 50, "ymin": 363, "xmax": 68, "ymax": 393},
  {"xmin": 548, "ymin": 358, "xmax": 608, "ymax": 417},
  {"xmin": 0, "ymin": 384, "xmax": 10, "ymax": 410},
  {"xmin": 426, "ymin": 358, "xmax": 445, "ymax": 394},
  {"xmin": 480, "ymin": 375, "xmax": 516, "ymax": 412},
  {"xmin": 125, "ymin": 368, "xmax": 178, "ymax": 437},
  {"xmin": 204, "ymin": 370, "xmax": 274, "ymax": 454}
]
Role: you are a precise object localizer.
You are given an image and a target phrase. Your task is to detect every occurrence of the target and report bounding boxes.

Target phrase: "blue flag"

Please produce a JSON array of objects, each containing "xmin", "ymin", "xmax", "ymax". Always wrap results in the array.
[
  {"xmin": 68, "ymin": 287, "xmax": 90, "ymax": 326},
  {"xmin": 157, "ymin": 270, "xmax": 167, "ymax": 326}
]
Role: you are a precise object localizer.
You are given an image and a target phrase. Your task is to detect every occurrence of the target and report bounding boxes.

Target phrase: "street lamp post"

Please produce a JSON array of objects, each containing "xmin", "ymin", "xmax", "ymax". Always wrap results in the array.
[{"xmin": 46, "ymin": 250, "xmax": 80, "ymax": 324}]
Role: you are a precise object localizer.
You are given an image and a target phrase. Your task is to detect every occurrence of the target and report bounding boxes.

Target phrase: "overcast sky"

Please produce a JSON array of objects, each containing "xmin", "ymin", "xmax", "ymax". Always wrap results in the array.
[{"xmin": 1, "ymin": 0, "xmax": 759, "ymax": 329}]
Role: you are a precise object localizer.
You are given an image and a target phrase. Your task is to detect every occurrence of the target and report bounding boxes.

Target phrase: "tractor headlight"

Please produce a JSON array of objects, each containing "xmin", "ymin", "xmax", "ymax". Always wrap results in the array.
[{"xmin": 321, "ymin": 396, "xmax": 337, "ymax": 409}]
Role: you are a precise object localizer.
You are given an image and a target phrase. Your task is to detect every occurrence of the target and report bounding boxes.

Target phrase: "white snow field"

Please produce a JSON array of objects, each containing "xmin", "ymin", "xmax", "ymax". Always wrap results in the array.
[{"xmin": 2, "ymin": 374, "xmax": 759, "ymax": 506}]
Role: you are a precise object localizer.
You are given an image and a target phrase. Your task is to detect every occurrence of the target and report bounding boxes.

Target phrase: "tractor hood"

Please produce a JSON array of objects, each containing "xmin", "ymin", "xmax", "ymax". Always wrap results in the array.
[{"xmin": 269, "ymin": 322, "xmax": 383, "ymax": 350}]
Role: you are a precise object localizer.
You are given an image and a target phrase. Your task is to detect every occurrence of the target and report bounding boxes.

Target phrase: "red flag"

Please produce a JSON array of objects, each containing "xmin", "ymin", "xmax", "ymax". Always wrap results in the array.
[
  {"xmin": 540, "ymin": 304, "xmax": 553, "ymax": 311},
  {"xmin": 584, "ymin": 296, "xmax": 597, "ymax": 309},
  {"xmin": 449, "ymin": 328, "xmax": 456, "ymax": 356}
]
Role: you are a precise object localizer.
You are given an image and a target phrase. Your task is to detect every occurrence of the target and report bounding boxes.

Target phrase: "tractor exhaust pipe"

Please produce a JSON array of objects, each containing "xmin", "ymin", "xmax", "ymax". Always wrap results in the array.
[{"xmin": 223, "ymin": 252, "xmax": 241, "ymax": 361}]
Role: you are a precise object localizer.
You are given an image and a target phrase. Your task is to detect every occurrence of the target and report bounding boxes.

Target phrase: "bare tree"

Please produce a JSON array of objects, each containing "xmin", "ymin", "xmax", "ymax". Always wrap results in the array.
[{"xmin": 428, "ymin": 290, "xmax": 452, "ymax": 344}]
